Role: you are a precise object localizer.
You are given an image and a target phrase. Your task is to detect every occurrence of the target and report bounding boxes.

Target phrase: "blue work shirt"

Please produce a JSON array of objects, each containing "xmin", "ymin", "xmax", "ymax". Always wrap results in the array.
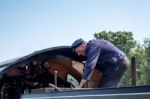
[{"xmin": 83, "ymin": 39, "xmax": 125, "ymax": 80}]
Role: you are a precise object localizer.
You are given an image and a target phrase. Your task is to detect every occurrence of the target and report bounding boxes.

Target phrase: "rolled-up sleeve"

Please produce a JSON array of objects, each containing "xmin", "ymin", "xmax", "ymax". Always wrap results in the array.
[{"xmin": 82, "ymin": 45, "xmax": 101, "ymax": 80}]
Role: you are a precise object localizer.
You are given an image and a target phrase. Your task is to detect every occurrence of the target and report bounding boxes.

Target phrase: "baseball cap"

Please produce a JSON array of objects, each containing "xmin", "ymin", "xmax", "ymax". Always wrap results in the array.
[{"xmin": 71, "ymin": 38, "xmax": 84, "ymax": 50}]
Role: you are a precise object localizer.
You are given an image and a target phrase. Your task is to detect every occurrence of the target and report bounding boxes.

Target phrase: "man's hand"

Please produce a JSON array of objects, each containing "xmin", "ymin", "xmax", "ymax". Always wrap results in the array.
[{"xmin": 76, "ymin": 79, "xmax": 87, "ymax": 88}]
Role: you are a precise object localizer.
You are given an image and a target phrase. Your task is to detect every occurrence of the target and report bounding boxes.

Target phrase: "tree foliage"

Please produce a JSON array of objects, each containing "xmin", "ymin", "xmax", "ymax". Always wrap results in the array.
[
  {"xmin": 143, "ymin": 38, "xmax": 150, "ymax": 84},
  {"xmin": 128, "ymin": 43, "xmax": 147, "ymax": 85}
]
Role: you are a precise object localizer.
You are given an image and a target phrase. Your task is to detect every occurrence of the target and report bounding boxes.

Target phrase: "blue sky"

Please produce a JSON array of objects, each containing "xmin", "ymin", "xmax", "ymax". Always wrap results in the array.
[{"xmin": 0, "ymin": 0, "xmax": 150, "ymax": 62}]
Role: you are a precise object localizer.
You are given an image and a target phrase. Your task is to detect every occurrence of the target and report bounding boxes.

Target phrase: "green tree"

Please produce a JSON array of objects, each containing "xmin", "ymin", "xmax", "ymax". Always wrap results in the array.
[
  {"xmin": 128, "ymin": 43, "xmax": 147, "ymax": 85},
  {"xmin": 144, "ymin": 37, "xmax": 150, "ymax": 65},
  {"xmin": 143, "ymin": 37, "xmax": 150, "ymax": 84}
]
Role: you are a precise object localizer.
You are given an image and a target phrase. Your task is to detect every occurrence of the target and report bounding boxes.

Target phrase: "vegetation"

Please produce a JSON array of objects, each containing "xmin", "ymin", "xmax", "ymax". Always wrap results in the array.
[{"xmin": 93, "ymin": 31, "xmax": 150, "ymax": 86}]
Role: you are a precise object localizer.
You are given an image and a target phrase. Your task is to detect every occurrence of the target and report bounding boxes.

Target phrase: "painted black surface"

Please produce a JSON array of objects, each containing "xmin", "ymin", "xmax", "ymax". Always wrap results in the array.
[
  {"xmin": 0, "ymin": 46, "xmax": 86, "ymax": 76},
  {"xmin": 22, "ymin": 85, "xmax": 150, "ymax": 98}
]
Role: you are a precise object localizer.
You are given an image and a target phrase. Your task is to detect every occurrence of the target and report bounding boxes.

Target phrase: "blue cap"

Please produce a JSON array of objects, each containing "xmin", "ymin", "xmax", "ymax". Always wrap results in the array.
[{"xmin": 71, "ymin": 38, "xmax": 84, "ymax": 49}]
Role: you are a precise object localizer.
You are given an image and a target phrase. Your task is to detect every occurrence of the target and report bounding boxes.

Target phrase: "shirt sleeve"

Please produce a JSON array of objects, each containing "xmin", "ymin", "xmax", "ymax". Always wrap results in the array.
[{"xmin": 82, "ymin": 44, "xmax": 101, "ymax": 80}]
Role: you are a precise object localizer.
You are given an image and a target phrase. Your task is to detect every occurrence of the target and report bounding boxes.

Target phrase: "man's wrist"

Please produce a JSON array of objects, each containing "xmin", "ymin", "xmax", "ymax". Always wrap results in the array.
[{"xmin": 78, "ymin": 79, "xmax": 87, "ymax": 88}]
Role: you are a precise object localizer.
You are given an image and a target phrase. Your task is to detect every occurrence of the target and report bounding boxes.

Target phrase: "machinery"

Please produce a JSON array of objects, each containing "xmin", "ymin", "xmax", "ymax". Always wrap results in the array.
[{"xmin": 0, "ymin": 46, "xmax": 101, "ymax": 99}]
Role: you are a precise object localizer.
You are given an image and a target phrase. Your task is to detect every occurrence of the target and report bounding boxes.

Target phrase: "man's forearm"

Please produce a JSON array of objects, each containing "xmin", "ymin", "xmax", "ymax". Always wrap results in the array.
[{"xmin": 78, "ymin": 79, "xmax": 87, "ymax": 88}]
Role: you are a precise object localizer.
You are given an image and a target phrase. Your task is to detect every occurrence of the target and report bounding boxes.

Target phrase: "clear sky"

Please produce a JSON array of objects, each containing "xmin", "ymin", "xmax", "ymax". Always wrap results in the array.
[{"xmin": 0, "ymin": 0, "xmax": 150, "ymax": 62}]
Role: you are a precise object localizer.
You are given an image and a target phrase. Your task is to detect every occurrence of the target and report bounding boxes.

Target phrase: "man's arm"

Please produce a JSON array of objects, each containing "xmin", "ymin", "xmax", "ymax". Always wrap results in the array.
[
  {"xmin": 78, "ymin": 79, "xmax": 87, "ymax": 88},
  {"xmin": 77, "ymin": 43, "xmax": 101, "ymax": 88},
  {"xmin": 78, "ymin": 69, "xmax": 95, "ymax": 88}
]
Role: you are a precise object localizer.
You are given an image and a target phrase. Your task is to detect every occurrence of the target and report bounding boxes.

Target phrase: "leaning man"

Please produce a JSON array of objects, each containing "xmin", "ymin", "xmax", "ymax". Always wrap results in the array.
[{"xmin": 71, "ymin": 38, "xmax": 128, "ymax": 88}]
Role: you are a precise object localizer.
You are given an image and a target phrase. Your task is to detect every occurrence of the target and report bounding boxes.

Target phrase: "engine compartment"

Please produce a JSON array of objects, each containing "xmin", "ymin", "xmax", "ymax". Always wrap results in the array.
[{"xmin": 0, "ymin": 47, "xmax": 102, "ymax": 99}]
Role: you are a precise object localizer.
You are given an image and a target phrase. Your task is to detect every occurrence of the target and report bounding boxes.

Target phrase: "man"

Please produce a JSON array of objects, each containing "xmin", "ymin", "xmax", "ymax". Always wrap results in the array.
[{"xmin": 71, "ymin": 38, "xmax": 128, "ymax": 88}]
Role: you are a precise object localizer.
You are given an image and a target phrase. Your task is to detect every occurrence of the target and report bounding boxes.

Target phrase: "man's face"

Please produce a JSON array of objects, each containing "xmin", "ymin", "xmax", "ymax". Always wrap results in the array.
[{"xmin": 75, "ymin": 44, "xmax": 85, "ymax": 56}]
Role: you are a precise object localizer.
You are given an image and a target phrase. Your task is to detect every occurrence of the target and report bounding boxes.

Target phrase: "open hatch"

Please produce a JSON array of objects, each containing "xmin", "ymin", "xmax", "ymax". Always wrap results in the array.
[{"xmin": 0, "ymin": 46, "xmax": 102, "ymax": 99}]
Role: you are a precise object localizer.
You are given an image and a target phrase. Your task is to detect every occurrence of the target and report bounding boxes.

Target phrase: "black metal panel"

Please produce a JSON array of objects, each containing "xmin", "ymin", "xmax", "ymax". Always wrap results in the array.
[
  {"xmin": 0, "ymin": 46, "xmax": 86, "ymax": 76},
  {"xmin": 22, "ymin": 85, "xmax": 150, "ymax": 99}
]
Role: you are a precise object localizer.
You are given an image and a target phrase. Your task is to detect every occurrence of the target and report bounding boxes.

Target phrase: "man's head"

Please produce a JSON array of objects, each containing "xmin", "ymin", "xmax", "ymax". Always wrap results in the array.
[{"xmin": 71, "ymin": 38, "xmax": 87, "ymax": 56}]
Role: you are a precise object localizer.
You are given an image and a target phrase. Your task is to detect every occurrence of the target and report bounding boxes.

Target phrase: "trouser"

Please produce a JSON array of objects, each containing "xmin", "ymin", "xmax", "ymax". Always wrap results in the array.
[{"xmin": 99, "ymin": 56, "xmax": 128, "ymax": 88}]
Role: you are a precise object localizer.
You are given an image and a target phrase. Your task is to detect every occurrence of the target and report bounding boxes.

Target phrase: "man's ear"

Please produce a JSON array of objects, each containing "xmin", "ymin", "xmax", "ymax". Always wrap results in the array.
[
  {"xmin": 82, "ymin": 43, "xmax": 86, "ymax": 47},
  {"xmin": 81, "ymin": 44, "xmax": 84, "ymax": 48}
]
